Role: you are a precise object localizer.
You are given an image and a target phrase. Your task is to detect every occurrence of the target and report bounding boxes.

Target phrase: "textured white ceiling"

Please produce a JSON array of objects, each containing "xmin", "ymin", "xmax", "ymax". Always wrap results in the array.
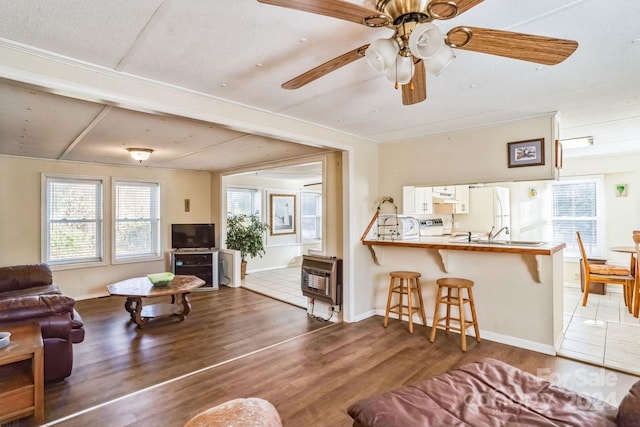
[{"xmin": 0, "ymin": 0, "xmax": 639, "ymax": 173}]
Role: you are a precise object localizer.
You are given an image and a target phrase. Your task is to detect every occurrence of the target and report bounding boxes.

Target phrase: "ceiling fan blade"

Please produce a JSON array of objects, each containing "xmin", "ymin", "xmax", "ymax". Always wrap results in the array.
[
  {"xmin": 430, "ymin": 0, "xmax": 484, "ymax": 19},
  {"xmin": 453, "ymin": 0, "xmax": 484, "ymax": 15},
  {"xmin": 447, "ymin": 26, "xmax": 578, "ymax": 65},
  {"xmin": 257, "ymin": 0, "xmax": 391, "ymax": 27},
  {"xmin": 402, "ymin": 60, "xmax": 426, "ymax": 105},
  {"xmin": 282, "ymin": 45, "xmax": 368, "ymax": 90}
]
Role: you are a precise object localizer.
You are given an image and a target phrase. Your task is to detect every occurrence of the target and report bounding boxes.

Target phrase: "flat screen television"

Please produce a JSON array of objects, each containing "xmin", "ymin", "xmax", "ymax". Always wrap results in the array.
[{"xmin": 171, "ymin": 223, "xmax": 215, "ymax": 249}]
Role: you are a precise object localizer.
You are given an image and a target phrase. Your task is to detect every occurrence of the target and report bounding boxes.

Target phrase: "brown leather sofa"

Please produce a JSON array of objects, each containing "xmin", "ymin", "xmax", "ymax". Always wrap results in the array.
[{"xmin": 0, "ymin": 263, "xmax": 85, "ymax": 382}]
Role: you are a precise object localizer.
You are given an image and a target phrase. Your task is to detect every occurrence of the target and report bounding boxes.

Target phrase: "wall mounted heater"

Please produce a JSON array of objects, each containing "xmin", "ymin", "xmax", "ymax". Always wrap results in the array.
[{"xmin": 301, "ymin": 255, "xmax": 342, "ymax": 306}]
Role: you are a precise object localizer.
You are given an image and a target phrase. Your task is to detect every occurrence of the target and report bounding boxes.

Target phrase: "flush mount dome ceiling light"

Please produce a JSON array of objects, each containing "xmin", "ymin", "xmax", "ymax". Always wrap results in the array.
[
  {"xmin": 261, "ymin": 0, "xmax": 579, "ymax": 106},
  {"xmin": 127, "ymin": 148, "xmax": 154, "ymax": 163}
]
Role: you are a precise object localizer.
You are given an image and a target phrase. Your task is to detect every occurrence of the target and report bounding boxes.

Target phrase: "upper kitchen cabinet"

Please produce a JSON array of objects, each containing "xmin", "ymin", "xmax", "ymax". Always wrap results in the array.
[
  {"xmin": 454, "ymin": 185, "xmax": 469, "ymax": 214},
  {"xmin": 403, "ymin": 185, "xmax": 469, "ymax": 215},
  {"xmin": 433, "ymin": 185, "xmax": 470, "ymax": 215},
  {"xmin": 402, "ymin": 186, "xmax": 433, "ymax": 214}
]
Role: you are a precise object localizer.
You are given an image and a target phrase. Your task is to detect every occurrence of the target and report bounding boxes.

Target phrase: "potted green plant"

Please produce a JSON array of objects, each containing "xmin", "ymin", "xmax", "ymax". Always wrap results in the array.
[{"xmin": 225, "ymin": 214, "xmax": 270, "ymax": 279}]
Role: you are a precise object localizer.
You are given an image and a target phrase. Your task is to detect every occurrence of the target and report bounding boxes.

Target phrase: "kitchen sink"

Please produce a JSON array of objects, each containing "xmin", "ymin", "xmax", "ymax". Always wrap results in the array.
[{"xmin": 464, "ymin": 239, "xmax": 545, "ymax": 247}]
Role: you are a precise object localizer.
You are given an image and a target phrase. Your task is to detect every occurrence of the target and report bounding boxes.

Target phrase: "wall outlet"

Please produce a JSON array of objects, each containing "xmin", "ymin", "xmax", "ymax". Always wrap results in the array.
[{"xmin": 574, "ymin": 272, "xmax": 580, "ymax": 280}]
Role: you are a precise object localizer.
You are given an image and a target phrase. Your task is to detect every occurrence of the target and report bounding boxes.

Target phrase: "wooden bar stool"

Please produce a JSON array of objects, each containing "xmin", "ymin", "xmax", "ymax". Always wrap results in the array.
[
  {"xmin": 429, "ymin": 277, "xmax": 480, "ymax": 352},
  {"xmin": 384, "ymin": 271, "xmax": 426, "ymax": 333}
]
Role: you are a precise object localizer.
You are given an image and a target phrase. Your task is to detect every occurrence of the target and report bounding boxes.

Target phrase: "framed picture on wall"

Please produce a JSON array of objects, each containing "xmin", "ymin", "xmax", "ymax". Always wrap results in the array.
[
  {"xmin": 270, "ymin": 194, "xmax": 296, "ymax": 235},
  {"xmin": 507, "ymin": 138, "xmax": 545, "ymax": 168}
]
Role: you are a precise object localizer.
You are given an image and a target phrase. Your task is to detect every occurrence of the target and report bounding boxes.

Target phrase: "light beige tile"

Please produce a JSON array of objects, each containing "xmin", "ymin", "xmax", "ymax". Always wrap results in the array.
[
  {"xmin": 573, "ymin": 307, "xmax": 598, "ymax": 320},
  {"xmin": 606, "ymin": 323, "xmax": 640, "ymax": 344},
  {"xmin": 567, "ymin": 318, "xmax": 606, "ymax": 336},
  {"xmin": 603, "ymin": 354, "xmax": 640, "ymax": 376},
  {"xmin": 560, "ymin": 337, "xmax": 605, "ymax": 358},
  {"xmin": 557, "ymin": 348, "xmax": 604, "ymax": 365},
  {"xmin": 563, "ymin": 330, "xmax": 605, "ymax": 347},
  {"xmin": 596, "ymin": 311, "xmax": 620, "ymax": 323},
  {"xmin": 606, "ymin": 338, "xmax": 640, "ymax": 355},
  {"xmin": 620, "ymin": 313, "xmax": 640, "ymax": 326}
]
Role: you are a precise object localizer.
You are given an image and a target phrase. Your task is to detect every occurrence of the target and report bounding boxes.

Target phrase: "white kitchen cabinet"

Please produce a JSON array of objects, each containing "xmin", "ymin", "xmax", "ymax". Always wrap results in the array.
[
  {"xmin": 454, "ymin": 185, "xmax": 470, "ymax": 214},
  {"xmin": 432, "ymin": 185, "xmax": 454, "ymax": 195},
  {"xmin": 402, "ymin": 186, "xmax": 433, "ymax": 214}
]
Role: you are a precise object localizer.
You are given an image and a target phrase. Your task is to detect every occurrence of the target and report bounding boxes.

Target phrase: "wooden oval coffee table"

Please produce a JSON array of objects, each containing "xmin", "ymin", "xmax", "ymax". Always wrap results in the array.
[{"xmin": 107, "ymin": 275, "xmax": 205, "ymax": 328}]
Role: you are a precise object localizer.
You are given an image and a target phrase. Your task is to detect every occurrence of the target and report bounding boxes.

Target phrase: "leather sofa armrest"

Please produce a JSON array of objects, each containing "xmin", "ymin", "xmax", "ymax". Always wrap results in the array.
[
  {"xmin": 70, "ymin": 309, "xmax": 85, "ymax": 343},
  {"xmin": 0, "ymin": 294, "xmax": 76, "ymax": 323},
  {"xmin": 40, "ymin": 313, "xmax": 73, "ymax": 339}
]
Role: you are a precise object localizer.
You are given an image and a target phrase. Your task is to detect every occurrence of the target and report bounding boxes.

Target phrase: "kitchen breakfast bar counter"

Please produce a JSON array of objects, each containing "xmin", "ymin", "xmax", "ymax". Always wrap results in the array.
[{"xmin": 362, "ymin": 236, "xmax": 566, "ymax": 355}]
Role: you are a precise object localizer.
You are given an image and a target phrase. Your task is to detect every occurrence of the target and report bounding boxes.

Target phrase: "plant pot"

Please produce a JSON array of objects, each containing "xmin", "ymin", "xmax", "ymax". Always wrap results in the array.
[{"xmin": 240, "ymin": 260, "xmax": 247, "ymax": 280}]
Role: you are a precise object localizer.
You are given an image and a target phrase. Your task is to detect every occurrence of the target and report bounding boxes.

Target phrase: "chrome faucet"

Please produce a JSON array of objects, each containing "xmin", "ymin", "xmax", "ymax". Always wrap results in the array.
[{"xmin": 488, "ymin": 226, "xmax": 509, "ymax": 242}]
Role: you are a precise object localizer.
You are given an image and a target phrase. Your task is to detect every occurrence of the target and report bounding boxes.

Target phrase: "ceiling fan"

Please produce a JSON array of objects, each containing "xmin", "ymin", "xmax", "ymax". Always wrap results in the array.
[{"xmin": 257, "ymin": 0, "xmax": 579, "ymax": 105}]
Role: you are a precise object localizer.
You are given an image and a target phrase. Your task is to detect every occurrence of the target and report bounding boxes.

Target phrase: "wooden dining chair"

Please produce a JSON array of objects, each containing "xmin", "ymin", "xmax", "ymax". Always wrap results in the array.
[
  {"xmin": 576, "ymin": 231, "xmax": 633, "ymax": 308},
  {"xmin": 633, "ymin": 231, "xmax": 640, "ymax": 317}
]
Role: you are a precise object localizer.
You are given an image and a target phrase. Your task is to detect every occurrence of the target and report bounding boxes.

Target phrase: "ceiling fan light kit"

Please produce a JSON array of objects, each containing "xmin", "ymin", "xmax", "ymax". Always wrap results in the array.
[
  {"xmin": 259, "ymin": 0, "xmax": 579, "ymax": 105},
  {"xmin": 385, "ymin": 54, "xmax": 414, "ymax": 85},
  {"xmin": 425, "ymin": 44, "xmax": 456, "ymax": 76},
  {"xmin": 365, "ymin": 38, "xmax": 400, "ymax": 72},
  {"xmin": 409, "ymin": 22, "xmax": 444, "ymax": 59}
]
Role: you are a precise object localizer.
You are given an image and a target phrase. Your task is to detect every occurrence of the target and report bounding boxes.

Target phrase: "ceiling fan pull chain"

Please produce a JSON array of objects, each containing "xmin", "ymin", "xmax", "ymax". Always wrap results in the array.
[{"xmin": 394, "ymin": 58, "xmax": 399, "ymax": 90}]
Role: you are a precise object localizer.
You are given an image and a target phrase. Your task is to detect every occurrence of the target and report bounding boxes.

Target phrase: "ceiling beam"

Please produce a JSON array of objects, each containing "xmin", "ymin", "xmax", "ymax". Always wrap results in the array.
[{"xmin": 0, "ymin": 39, "xmax": 373, "ymax": 152}]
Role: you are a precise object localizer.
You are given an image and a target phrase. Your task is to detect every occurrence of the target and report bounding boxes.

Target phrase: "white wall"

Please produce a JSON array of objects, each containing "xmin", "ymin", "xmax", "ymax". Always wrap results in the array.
[
  {"xmin": 378, "ymin": 115, "xmax": 559, "ymax": 190},
  {"xmin": 0, "ymin": 155, "xmax": 212, "ymax": 299}
]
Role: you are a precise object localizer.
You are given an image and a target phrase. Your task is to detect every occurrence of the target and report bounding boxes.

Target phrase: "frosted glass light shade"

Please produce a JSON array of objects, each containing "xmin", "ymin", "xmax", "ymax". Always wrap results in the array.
[
  {"xmin": 425, "ymin": 44, "xmax": 456, "ymax": 76},
  {"xmin": 127, "ymin": 148, "xmax": 153, "ymax": 163},
  {"xmin": 385, "ymin": 55, "xmax": 414, "ymax": 85},
  {"xmin": 408, "ymin": 23, "xmax": 444, "ymax": 59},
  {"xmin": 365, "ymin": 38, "xmax": 399, "ymax": 72}
]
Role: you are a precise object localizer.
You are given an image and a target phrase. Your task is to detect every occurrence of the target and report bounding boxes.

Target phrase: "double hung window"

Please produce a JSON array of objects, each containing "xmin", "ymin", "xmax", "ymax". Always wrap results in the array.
[
  {"xmin": 43, "ymin": 175, "xmax": 104, "ymax": 266},
  {"xmin": 114, "ymin": 180, "xmax": 161, "ymax": 261},
  {"xmin": 551, "ymin": 177, "xmax": 604, "ymax": 258},
  {"xmin": 301, "ymin": 191, "xmax": 322, "ymax": 241},
  {"xmin": 227, "ymin": 187, "xmax": 261, "ymax": 217}
]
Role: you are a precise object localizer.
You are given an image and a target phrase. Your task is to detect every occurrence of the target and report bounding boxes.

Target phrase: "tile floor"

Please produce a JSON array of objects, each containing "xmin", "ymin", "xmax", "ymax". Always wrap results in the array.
[
  {"xmin": 560, "ymin": 284, "xmax": 640, "ymax": 375},
  {"xmin": 241, "ymin": 266, "xmax": 306, "ymax": 308}
]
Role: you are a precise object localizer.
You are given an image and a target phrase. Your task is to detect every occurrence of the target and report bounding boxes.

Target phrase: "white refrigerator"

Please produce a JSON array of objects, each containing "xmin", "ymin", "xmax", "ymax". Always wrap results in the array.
[{"xmin": 456, "ymin": 186, "xmax": 510, "ymax": 233}]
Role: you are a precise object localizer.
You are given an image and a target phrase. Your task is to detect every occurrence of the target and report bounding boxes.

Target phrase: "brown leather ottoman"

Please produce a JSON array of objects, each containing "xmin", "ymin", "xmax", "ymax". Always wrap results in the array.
[{"xmin": 184, "ymin": 398, "xmax": 282, "ymax": 427}]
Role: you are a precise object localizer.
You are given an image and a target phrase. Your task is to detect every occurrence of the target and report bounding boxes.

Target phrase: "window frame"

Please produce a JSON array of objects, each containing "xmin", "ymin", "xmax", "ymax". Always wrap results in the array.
[
  {"xmin": 301, "ymin": 190, "xmax": 322, "ymax": 242},
  {"xmin": 112, "ymin": 178, "xmax": 163, "ymax": 264},
  {"xmin": 551, "ymin": 175, "xmax": 604, "ymax": 259},
  {"xmin": 227, "ymin": 187, "xmax": 262, "ymax": 218},
  {"xmin": 41, "ymin": 173, "xmax": 106, "ymax": 269}
]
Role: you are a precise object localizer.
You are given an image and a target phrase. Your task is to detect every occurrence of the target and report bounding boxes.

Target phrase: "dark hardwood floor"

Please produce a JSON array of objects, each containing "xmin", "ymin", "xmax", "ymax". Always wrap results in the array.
[{"xmin": 27, "ymin": 286, "xmax": 640, "ymax": 426}]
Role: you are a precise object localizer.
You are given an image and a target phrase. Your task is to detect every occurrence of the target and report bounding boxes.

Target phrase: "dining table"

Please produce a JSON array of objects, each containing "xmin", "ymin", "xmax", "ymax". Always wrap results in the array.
[{"xmin": 610, "ymin": 246, "xmax": 639, "ymax": 317}]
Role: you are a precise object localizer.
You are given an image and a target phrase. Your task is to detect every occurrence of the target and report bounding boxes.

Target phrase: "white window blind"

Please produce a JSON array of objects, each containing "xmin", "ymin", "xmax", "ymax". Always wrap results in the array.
[
  {"xmin": 301, "ymin": 191, "xmax": 322, "ymax": 240},
  {"xmin": 114, "ymin": 180, "xmax": 160, "ymax": 260},
  {"xmin": 227, "ymin": 187, "xmax": 261, "ymax": 217},
  {"xmin": 44, "ymin": 176, "xmax": 103, "ymax": 265},
  {"xmin": 551, "ymin": 177, "xmax": 604, "ymax": 258}
]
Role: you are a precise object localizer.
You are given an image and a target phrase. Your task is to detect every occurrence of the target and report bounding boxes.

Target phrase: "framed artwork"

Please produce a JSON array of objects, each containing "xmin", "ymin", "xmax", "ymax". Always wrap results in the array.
[
  {"xmin": 269, "ymin": 194, "xmax": 296, "ymax": 235},
  {"xmin": 507, "ymin": 138, "xmax": 545, "ymax": 168}
]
